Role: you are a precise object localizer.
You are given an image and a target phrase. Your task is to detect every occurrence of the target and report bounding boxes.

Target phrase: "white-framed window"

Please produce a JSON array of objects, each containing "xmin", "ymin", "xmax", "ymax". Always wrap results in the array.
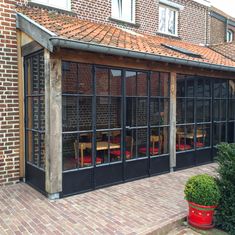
[
  {"xmin": 111, "ymin": 0, "xmax": 136, "ymax": 23},
  {"xmin": 30, "ymin": 0, "xmax": 71, "ymax": 11},
  {"xmin": 227, "ymin": 30, "xmax": 233, "ymax": 42},
  {"xmin": 159, "ymin": 4, "xmax": 178, "ymax": 36}
]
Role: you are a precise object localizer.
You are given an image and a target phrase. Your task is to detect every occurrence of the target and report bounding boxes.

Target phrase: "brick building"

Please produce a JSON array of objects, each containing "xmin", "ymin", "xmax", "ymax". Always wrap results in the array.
[
  {"xmin": 209, "ymin": 6, "xmax": 235, "ymax": 45},
  {"xmin": 1, "ymin": 0, "xmax": 235, "ymax": 198}
]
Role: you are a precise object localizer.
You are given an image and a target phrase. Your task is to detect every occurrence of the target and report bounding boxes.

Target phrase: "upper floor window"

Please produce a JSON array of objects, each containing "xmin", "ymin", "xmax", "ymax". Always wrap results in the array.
[
  {"xmin": 227, "ymin": 30, "xmax": 233, "ymax": 42},
  {"xmin": 159, "ymin": 4, "xmax": 178, "ymax": 36},
  {"xmin": 112, "ymin": 0, "xmax": 135, "ymax": 23},
  {"xmin": 30, "ymin": 0, "xmax": 71, "ymax": 11}
]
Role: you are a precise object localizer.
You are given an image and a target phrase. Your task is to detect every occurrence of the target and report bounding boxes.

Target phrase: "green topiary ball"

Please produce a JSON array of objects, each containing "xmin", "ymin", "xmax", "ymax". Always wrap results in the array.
[{"xmin": 184, "ymin": 174, "xmax": 220, "ymax": 206}]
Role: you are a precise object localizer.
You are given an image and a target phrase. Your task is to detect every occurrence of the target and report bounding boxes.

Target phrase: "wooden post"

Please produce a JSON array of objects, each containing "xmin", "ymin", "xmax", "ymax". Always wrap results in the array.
[
  {"xmin": 45, "ymin": 49, "xmax": 62, "ymax": 199},
  {"xmin": 169, "ymin": 72, "xmax": 177, "ymax": 171},
  {"xmin": 17, "ymin": 30, "xmax": 25, "ymax": 179}
]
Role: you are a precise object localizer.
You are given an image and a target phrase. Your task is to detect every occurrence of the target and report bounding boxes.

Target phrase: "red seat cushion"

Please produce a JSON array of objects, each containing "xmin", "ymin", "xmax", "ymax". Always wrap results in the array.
[
  {"xmin": 73, "ymin": 155, "xmax": 102, "ymax": 165},
  {"xmin": 195, "ymin": 142, "xmax": 205, "ymax": 148},
  {"xmin": 110, "ymin": 150, "xmax": 132, "ymax": 159},
  {"xmin": 176, "ymin": 144, "xmax": 191, "ymax": 150},
  {"xmin": 139, "ymin": 147, "xmax": 159, "ymax": 155}
]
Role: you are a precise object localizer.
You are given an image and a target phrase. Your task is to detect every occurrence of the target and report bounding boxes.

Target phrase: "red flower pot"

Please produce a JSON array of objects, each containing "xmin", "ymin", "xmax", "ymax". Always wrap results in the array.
[{"xmin": 187, "ymin": 201, "xmax": 217, "ymax": 230}]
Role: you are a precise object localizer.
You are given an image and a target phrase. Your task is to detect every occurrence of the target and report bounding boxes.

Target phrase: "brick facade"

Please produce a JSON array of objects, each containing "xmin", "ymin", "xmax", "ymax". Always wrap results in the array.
[
  {"xmin": 71, "ymin": 0, "xmax": 209, "ymax": 45},
  {"xmin": 0, "ymin": 0, "xmax": 25, "ymax": 186}
]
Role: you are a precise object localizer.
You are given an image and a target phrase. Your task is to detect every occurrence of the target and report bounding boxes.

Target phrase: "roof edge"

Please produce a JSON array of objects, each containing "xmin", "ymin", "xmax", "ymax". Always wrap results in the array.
[
  {"xmin": 16, "ymin": 12, "xmax": 55, "ymax": 52},
  {"xmin": 50, "ymin": 37, "xmax": 235, "ymax": 73}
]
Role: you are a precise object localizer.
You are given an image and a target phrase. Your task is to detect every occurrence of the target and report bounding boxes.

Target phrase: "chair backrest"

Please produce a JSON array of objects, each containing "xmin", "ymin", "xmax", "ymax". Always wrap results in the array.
[{"xmin": 126, "ymin": 136, "xmax": 134, "ymax": 155}]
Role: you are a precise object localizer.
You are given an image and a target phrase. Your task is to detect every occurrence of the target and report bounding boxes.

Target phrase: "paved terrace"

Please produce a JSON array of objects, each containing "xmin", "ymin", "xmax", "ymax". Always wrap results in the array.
[{"xmin": 0, "ymin": 164, "xmax": 217, "ymax": 235}]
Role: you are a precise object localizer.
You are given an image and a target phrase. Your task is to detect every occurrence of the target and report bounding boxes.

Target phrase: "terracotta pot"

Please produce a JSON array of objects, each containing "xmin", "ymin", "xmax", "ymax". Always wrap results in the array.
[{"xmin": 188, "ymin": 201, "xmax": 217, "ymax": 230}]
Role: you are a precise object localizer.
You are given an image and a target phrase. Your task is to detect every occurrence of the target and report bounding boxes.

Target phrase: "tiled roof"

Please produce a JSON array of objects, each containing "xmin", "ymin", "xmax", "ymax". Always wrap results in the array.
[
  {"xmin": 210, "ymin": 42, "xmax": 235, "ymax": 62},
  {"xmin": 16, "ymin": 6, "xmax": 235, "ymax": 68}
]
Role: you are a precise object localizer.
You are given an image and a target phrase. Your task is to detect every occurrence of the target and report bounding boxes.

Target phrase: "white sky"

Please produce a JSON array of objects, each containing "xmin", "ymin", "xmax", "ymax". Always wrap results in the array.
[{"xmin": 210, "ymin": 0, "xmax": 235, "ymax": 17}]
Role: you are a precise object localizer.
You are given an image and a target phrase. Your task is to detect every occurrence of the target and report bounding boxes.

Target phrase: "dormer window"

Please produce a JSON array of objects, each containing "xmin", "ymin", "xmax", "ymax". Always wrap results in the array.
[
  {"xmin": 111, "ymin": 0, "xmax": 136, "ymax": 23},
  {"xmin": 159, "ymin": 4, "xmax": 178, "ymax": 36},
  {"xmin": 30, "ymin": 0, "xmax": 71, "ymax": 11},
  {"xmin": 227, "ymin": 30, "xmax": 233, "ymax": 42}
]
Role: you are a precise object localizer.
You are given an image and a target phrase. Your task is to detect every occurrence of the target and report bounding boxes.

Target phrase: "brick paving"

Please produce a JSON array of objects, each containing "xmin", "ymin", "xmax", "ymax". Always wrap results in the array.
[{"xmin": 0, "ymin": 163, "xmax": 217, "ymax": 235}]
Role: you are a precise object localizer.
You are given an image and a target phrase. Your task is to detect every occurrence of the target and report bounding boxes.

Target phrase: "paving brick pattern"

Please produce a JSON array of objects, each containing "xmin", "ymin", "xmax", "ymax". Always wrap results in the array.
[{"xmin": 0, "ymin": 163, "xmax": 217, "ymax": 235}]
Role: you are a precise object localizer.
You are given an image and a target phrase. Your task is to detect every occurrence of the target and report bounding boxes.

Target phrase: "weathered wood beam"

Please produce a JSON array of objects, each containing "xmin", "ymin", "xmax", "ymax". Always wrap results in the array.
[
  {"xmin": 22, "ymin": 41, "xmax": 43, "ymax": 57},
  {"xmin": 17, "ymin": 30, "xmax": 25, "ymax": 179},
  {"xmin": 45, "ymin": 49, "xmax": 62, "ymax": 199},
  {"xmin": 52, "ymin": 49, "xmax": 235, "ymax": 79},
  {"xmin": 169, "ymin": 72, "xmax": 177, "ymax": 171}
]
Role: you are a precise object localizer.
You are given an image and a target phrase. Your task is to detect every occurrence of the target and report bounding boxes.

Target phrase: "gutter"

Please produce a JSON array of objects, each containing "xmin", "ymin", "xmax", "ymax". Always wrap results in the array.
[{"xmin": 50, "ymin": 37, "xmax": 235, "ymax": 73}]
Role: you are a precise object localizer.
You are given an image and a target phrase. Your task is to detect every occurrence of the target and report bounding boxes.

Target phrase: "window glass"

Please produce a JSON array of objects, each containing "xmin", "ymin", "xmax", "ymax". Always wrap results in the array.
[
  {"xmin": 112, "ymin": 0, "xmax": 135, "ymax": 23},
  {"xmin": 159, "ymin": 5, "xmax": 178, "ymax": 35},
  {"xmin": 227, "ymin": 30, "xmax": 233, "ymax": 42}
]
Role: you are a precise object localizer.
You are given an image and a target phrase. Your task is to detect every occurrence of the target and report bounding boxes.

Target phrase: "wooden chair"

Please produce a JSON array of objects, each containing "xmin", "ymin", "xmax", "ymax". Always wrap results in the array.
[
  {"xmin": 110, "ymin": 136, "xmax": 134, "ymax": 160},
  {"xmin": 139, "ymin": 135, "xmax": 161, "ymax": 156},
  {"xmin": 74, "ymin": 140, "xmax": 102, "ymax": 167}
]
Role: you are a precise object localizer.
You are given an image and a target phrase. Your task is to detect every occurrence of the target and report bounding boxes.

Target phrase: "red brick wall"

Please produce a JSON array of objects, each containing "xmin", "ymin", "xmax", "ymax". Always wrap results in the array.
[
  {"xmin": 71, "ymin": 0, "xmax": 209, "ymax": 45},
  {"xmin": 0, "ymin": 0, "xmax": 26, "ymax": 186},
  {"xmin": 210, "ymin": 17, "xmax": 226, "ymax": 44}
]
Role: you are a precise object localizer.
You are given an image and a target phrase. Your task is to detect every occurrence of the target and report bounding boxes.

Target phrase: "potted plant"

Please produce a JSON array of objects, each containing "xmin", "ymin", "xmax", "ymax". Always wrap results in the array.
[{"xmin": 184, "ymin": 174, "xmax": 221, "ymax": 230}]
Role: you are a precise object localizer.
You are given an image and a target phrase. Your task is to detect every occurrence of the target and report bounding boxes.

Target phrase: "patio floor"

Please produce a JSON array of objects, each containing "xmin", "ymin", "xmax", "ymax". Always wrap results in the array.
[{"xmin": 0, "ymin": 163, "xmax": 217, "ymax": 235}]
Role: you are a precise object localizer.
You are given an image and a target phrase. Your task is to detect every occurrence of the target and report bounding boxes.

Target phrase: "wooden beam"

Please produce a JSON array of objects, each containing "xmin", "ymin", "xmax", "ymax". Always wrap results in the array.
[
  {"xmin": 45, "ymin": 49, "xmax": 62, "ymax": 199},
  {"xmin": 51, "ymin": 48, "xmax": 235, "ymax": 79},
  {"xmin": 17, "ymin": 30, "xmax": 25, "ymax": 179},
  {"xmin": 169, "ymin": 72, "xmax": 177, "ymax": 171},
  {"xmin": 22, "ymin": 41, "xmax": 43, "ymax": 57}
]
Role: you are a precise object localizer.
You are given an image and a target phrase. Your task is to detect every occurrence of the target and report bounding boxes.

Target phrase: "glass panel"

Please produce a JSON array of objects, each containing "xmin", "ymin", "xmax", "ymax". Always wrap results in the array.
[
  {"xmin": 110, "ymin": 97, "xmax": 122, "ymax": 129},
  {"xmin": 137, "ymin": 72, "xmax": 147, "ymax": 96},
  {"xmin": 121, "ymin": 0, "xmax": 133, "ymax": 22},
  {"xmin": 160, "ymin": 72, "xmax": 169, "ymax": 97},
  {"xmin": 176, "ymin": 98, "xmax": 185, "ymax": 124},
  {"xmin": 150, "ymin": 128, "xmax": 160, "ymax": 156},
  {"xmin": 221, "ymin": 100, "xmax": 227, "ymax": 121},
  {"xmin": 197, "ymin": 78, "xmax": 204, "ymax": 97},
  {"xmin": 151, "ymin": 72, "xmax": 160, "ymax": 97},
  {"xmin": 176, "ymin": 125, "xmax": 194, "ymax": 151},
  {"xmin": 78, "ymin": 64, "xmax": 93, "ymax": 95},
  {"xmin": 227, "ymin": 122, "xmax": 235, "ymax": 143},
  {"xmin": 110, "ymin": 69, "xmax": 122, "ymax": 96},
  {"xmin": 40, "ymin": 134, "xmax": 45, "ymax": 168},
  {"xmin": 196, "ymin": 99, "xmax": 203, "ymax": 122},
  {"xmin": 112, "ymin": 0, "xmax": 120, "ymax": 19},
  {"xmin": 204, "ymin": 79, "xmax": 211, "ymax": 97},
  {"xmin": 137, "ymin": 128, "xmax": 148, "ymax": 158},
  {"xmin": 126, "ymin": 97, "xmax": 136, "ymax": 127},
  {"xmin": 204, "ymin": 99, "xmax": 211, "ymax": 122},
  {"xmin": 137, "ymin": 98, "xmax": 147, "ymax": 126},
  {"xmin": 196, "ymin": 124, "xmax": 210, "ymax": 148},
  {"xmin": 126, "ymin": 71, "xmax": 136, "ymax": 96},
  {"xmin": 177, "ymin": 75, "xmax": 185, "ymax": 97},
  {"xmin": 213, "ymin": 99, "xmax": 220, "ymax": 121},
  {"xmin": 39, "ymin": 97, "xmax": 45, "ymax": 131},
  {"xmin": 96, "ymin": 68, "xmax": 109, "ymax": 96},
  {"xmin": 160, "ymin": 98, "xmax": 169, "ymax": 125},
  {"xmin": 186, "ymin": 99, "xmax": 194, "ymax": 123},
  {"xmin": 168, "ymin": 8, "xmax": 176, "ymax": 34},
  {"xmin": 228, "ymin": 99, "xmax": 235, "ymax": 121},
  {"xmin": 63, "ymin": 133, "xmax": 93, "ymax": 171},
  {"xmin": 62, "ymin": 62, "xmax": 78, "ymax": 94},
  {"xmin": 159, "ymin": 6, "xmax": 166, "ymax": 32},
  {"xmin": 186, "ymin": 79, "xmax": 194, "ymax": 97},
  {"xmin": 229, "ymin": 80, "xmax": 235, "ymax": 98},
  {"xmin": 150, "ymin": 98, "xmax": 159, "ymax": 126},
  {"xmin": 221, "ymin": 81, "xmax": 228, "ymax": 98},
  {"xmin": 96, "ymin": 97, "xmax": 109, "ymax": 130},
  {"xmin": 213, "ymin": 123, "xmax": 226, "ymax": 145},
  {"xmin": 160, "ymin": 126, "xmax": 169, "ymax": 154},
  {"xmin": 110, "ymin": 130, "xmax": 122, "ymax": 162},
  {"xmin": 125, "ymin": 129, "xmax": 135, "ymax": 160},
  {"xmin": 26, "ymin": 131, "xmax": 33, "ymax": 163},
  {"xmin": 214, "ymin": 80, "xmax": 221, "ymax": 98}
]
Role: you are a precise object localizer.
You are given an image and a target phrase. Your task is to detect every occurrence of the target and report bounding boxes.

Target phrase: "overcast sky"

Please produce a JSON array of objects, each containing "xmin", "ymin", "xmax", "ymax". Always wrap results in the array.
[{"xmin": 210, "ymin": 0, "xmax": 235, "ymax": 17}]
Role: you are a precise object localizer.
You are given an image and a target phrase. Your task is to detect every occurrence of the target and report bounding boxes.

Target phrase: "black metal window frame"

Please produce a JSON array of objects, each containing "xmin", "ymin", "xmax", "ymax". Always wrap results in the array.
[
  {"xmin": 62, "ymin": 61, "xmax": 170, "ymax": 172},
  {"xmin": 176, "ymin": 75, "xmax": 213, "ymax": 153},
  {"xmin": 24, "ymin": 50, "xmax": 45, "ymax": 170}
]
